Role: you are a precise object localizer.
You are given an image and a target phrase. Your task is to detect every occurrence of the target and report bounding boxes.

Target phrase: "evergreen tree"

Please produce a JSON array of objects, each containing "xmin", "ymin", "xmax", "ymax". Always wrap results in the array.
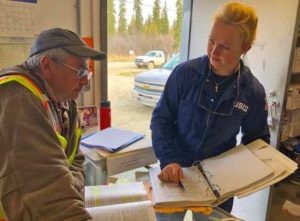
[
  {"xmin": 160, "ymin": 0, "xmax": 169, "ymax": 34},
  {"xmin": 128, "ymin": 14, "xmax": 136, "ymax": 34},
  {"xmin": 118, "ymin": 0, "xmax": 127, "ymax": 33},
  {"xmin": 173, "ymin": 0, "xmax": 183, "ymax": 50},
  {"xmin": 134, "ymin": 0, "xmax": 143, "ymax": 32},
  {"xmin": 143, "ymin": 14, "xmax": 153, "ymax": 34},
  {"xmin": 152, "ymin": 0, "xmax": 161, "ymax": 33},
  {"xmin": 107, "ymin": 0, "xmax": 116, "ymax": 34}
]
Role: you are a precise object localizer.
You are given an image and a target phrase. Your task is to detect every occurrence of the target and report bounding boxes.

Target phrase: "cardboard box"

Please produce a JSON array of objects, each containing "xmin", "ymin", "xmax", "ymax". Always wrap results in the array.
[
  {"xmin": 286, "ymin": 84, "xmax": 300, "ymax": 110},
  {"xmin": 284, "ymin": 109, "xmax": 300, "ymax": 137},
  {"xmin": 292, "ymin": 48, "xmax": 300, "ymax": 73},
  {"xmin": 280, "ymin": 117, "xmax": 290, "ymax": 141},
  {"xmin": 286, "ymin": 97, "xmax": 300, "ymax": 110}
]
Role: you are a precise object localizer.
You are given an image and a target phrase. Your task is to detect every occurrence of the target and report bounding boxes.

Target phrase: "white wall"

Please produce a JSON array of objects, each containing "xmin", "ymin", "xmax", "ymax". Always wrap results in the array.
[
  {"xmin": 0, "ymin": 0, "xmax": 101, "ymax": 106},
  {"xmin": 37, "ymin": 0, "xmax": 78, "ymax": 32},
  {"xmin": 185, "ymin": 0, "xmax": 299, "ymax": 147},
  {"xmin": 37, "ymin": 0, "xmax": 98, "ymax": 106},
  {"xmin": 0, "ymin": 0, "xmax": 79, "ymax": 68}
]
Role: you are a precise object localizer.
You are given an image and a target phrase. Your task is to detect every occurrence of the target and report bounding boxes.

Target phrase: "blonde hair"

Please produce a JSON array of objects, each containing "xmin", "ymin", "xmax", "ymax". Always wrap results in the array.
[{"xmin": 213, "ymin": 2, "xmax": 258, "ymax": 46}]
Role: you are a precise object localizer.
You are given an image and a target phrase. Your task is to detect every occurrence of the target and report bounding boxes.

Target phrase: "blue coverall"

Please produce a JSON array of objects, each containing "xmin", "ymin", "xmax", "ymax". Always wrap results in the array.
[{"xmin": 150, "ymin": 55, "xmax": 270, "ymax": 214}]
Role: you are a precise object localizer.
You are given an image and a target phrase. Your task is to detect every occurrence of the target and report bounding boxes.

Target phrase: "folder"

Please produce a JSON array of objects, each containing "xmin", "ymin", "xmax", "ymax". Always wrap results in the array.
[{"xmin": 81, "ymin": 127, "xmax": 145, "ymax": 153}]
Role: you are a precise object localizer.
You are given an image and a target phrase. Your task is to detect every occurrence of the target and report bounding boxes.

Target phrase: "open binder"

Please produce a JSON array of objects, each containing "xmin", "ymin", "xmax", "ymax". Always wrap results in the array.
[{"xmin": 149, "ymin": 139, "xmax": 298, "ymax": 208}]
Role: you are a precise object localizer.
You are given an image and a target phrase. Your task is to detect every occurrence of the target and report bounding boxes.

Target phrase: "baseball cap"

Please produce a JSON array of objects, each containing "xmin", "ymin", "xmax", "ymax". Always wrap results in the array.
[{"xmin": 29, "ymin": 28, "xmax": 106, "ymax": 60}]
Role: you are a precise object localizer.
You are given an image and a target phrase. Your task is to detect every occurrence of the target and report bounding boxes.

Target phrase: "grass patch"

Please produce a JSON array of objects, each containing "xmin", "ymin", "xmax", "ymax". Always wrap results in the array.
[
  {"xmin": 108, "ymin": 54, "xmax": 135, "ymax": 62},
  {"xmin": 119, "ymin": 70, "xmax": 142, "ymax": 76}
]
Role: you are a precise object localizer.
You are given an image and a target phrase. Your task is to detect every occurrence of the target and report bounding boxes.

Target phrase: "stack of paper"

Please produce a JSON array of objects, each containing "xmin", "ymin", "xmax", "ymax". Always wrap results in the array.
[
  {"xmin": 98, "ymin": 138, "xmax": 157, "ymax": 175},
  {"xmin": 236, "ymin": 139, "xmax": 299, "ymax": 197},
  {"xmin": 81, "ymin": 127, "xmax": 145, "ymax": 153},
  {"xmin": 201, "ymin": 144, "xmax": 274, "ymax": 200},
  {"xmin": 80, "ymin": 137, "xmax": 157, "ymax": 176}
]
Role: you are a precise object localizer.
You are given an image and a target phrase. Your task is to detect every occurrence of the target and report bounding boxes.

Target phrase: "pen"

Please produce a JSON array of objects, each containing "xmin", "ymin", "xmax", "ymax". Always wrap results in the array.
[{"xmin": 178, "ymin": 180, "xmax": 185, "ymax": 191}]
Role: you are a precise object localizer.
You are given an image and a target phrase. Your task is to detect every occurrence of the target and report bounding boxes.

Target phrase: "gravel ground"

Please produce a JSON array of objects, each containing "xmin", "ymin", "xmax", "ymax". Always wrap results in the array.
[{"xmin": 108, "ymin": 62, "xmax": 153, "ymax": 138}]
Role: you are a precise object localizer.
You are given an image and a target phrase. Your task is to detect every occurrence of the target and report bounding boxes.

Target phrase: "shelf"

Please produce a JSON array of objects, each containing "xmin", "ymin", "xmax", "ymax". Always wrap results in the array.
[{"xmin": 291, "ymin": 72, "xmax": 300, "ymax": 75}]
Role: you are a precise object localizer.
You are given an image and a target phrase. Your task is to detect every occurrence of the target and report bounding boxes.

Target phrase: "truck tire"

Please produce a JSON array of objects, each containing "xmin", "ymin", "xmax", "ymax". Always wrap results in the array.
[{"xmin": 147, "ymin": 62, "xmax": 154, "ymax": 69}]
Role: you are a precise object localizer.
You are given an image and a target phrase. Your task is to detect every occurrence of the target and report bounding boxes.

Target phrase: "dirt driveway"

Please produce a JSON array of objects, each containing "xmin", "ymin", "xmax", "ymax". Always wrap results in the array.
[{"xmin": 108, "ymin": 62, "xmax": 153, "ymax": 138}]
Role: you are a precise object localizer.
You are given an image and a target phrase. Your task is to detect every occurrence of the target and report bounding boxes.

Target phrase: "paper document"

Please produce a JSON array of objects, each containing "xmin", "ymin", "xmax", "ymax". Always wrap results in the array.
[
  {"xmin": 201, "ymin": 145, "xmax": 274, "ymax": 199},
  {"xmin": 85, "ymin": 182, "xmax": 157, "ymax": 221},
  {"xmin": 149, "ymin": 140, "xmax": 297, "ymax": 208},
  {"xmin": 237, "ymin": 139, "xmax": 298, "ymax": 197},
  {"xmin": 87, "ymin": 201, "xmax": 157, "ymax": 221},
  {"xmin": 81, "ymin": 127, "xmax": 145, "ymax": 153},
  {"xmin": 106, "ymin": 146, "xmax": 157, "ymax": 176},
  {"xmin": 150, "ymin": 166, "xmax": 217, "ymax": 207},
  {"xmin": 85, "ymin": 182, "xmax": 148, "ymax": 207}
]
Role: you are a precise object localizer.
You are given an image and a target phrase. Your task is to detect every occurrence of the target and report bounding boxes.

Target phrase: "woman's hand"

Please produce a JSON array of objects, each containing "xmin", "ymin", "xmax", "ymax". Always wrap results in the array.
[{"xmin": 158, "ymin": 163, "xmax": 183, "ymax": 184}]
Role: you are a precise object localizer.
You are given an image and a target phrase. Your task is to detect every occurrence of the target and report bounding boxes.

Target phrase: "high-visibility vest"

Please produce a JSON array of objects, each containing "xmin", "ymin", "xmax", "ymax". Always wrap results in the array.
[
  {"xmin": 0, "ymin": 74, "xmax": 82, "ymax": 220},
  {"xmin": 0, "ymin": 205, "xmax": 6, "ymax": 221}
]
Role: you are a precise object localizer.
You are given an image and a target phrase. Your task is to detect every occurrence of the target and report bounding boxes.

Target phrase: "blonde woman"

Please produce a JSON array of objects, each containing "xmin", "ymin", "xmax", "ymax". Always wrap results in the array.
[{"xmin": 151, "ymin": 2, "xmax": 269, "ymax": 220}]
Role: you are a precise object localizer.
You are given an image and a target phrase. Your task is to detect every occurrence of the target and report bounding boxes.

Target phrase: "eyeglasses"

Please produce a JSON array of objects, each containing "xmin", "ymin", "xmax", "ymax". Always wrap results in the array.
[
  {"xmin": 197, "ymin": 65, "xmax": 240, "ymax": 117},
  {"xmin": 55, "ymin": 60, "xmax": 93, "ymax": 80}
]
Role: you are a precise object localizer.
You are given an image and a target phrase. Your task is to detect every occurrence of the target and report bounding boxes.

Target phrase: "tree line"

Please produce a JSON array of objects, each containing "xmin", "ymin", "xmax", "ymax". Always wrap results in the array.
[{"xmin": 107, "ymin": 0, "xmax": 183, "ymax": 60}]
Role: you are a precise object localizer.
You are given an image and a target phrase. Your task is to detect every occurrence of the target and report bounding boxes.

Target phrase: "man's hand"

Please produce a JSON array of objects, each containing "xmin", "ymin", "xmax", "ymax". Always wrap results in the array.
[{"xmin": 158, "ymin": 163, "xmax": 183, "ymax": 184}]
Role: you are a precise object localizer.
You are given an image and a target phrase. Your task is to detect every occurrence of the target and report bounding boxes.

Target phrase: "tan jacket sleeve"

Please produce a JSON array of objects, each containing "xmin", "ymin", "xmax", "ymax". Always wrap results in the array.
[
  {"xmin": 0, "ymin": 83, "xmax": 91, "ymax": 221},
  {"xmin": 69, "ymin": 148, "xmax": 86, "ymax": 196},
  {"xmin": 68, "ymin": 101, "xmax": 86, "ymax": 196}
]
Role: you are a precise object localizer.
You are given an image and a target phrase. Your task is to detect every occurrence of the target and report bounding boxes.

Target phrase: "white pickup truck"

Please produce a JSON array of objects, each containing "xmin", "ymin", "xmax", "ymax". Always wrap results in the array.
[{"xmin": 135, "ymin": 50, "xmax": 166, "ymax": 69}]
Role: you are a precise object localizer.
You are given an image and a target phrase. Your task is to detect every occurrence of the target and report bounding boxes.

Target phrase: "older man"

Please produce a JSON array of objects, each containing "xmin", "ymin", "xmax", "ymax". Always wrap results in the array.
[{"xmin": 0, "ymin": 28, "xmax": 105, "ymax": 221}]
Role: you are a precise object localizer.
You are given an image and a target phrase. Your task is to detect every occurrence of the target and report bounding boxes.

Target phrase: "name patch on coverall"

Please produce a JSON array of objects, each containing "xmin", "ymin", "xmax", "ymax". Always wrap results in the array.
[{"xmin": 234, "ymin": 102, "xmax": 249, "ymax": 112}]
